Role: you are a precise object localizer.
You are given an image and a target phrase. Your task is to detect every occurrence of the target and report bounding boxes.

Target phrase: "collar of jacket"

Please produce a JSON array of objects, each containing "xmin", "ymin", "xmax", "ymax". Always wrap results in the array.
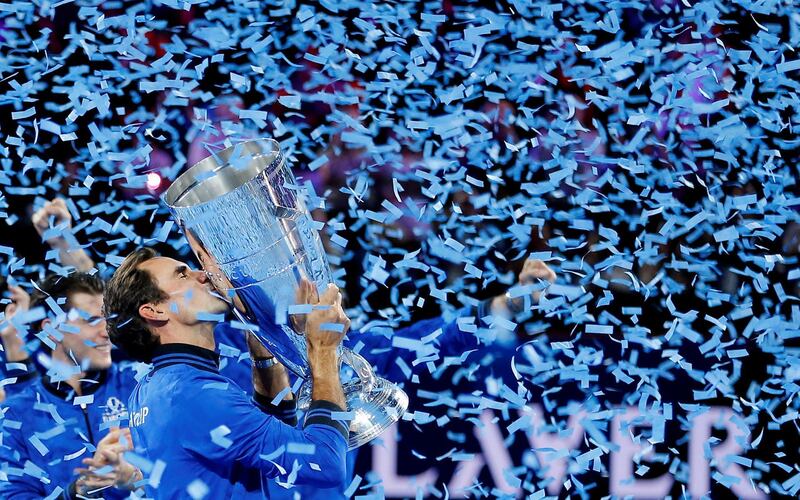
[
  {"xmin": 42, "ymin": 368, "xmax": 108, "ymax": 401},
  {"xmin": 151, "ymin": 343, "xmax": 220, "ymax": 373}
]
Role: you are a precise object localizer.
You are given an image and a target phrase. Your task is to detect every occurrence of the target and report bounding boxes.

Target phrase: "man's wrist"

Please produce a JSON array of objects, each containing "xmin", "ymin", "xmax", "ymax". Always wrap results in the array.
[
  {"xmin": 72, "ymin": 476, "xmax": 99, "ymax": 499},
  {"xmin": 308, "ymin": 347, "xmax": 339, "ymax": 377},
  {"xmin": 252, "ymin": 356, "xmax": 291, "ymax": 400},
  {"xmin": 123, "ymin": 468, "xmax": 143, "ymax": 490},
  {"xmin": 308, "ymin": 347, "xmax": 344, "ymax": 407}
]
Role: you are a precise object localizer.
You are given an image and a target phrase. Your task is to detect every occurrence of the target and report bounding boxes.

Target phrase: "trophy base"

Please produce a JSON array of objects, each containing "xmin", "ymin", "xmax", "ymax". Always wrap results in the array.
[
  {"xmin": 297, "ymin": 376, "xmax": 409, "ymax": 450},
  {"xmin": 344, "ymin": 376, "xmax": 409, "ymax": 450}
]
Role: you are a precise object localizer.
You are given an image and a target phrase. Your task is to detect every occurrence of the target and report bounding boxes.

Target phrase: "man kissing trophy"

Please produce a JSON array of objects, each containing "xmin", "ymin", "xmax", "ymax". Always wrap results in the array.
[{"xmin": 162, "ymin": 138, "xmax": 408, "ymax": 449}]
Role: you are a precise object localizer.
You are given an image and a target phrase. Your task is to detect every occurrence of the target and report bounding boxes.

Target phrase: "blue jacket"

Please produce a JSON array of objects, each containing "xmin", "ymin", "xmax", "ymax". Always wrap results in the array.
[
  {"xmin": 0, "ymin": 363, "xmax": 143, "ymax": 499},
  {"xmin": 127, "ymin": 343, "xmax": 349, "ymax": 499}
]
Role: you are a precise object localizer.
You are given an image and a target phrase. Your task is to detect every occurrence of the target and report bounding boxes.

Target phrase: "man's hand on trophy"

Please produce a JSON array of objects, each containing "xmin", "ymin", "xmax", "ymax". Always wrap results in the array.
[
  {"xmin": 305, "ymin": 283, "xmax": 350, "ymax": 352},
  {"xmin": 290, "ymin": 278, "xmax": 319, "ymax": 334},
  {"xmin": 304, "ymin": 283, "xmax": 350, "ymax": 408}
]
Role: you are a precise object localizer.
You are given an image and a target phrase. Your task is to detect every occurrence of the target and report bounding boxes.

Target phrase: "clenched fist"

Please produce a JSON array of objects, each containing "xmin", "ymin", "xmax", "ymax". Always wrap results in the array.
[
  {"xmin": 513, "ymin": 259, "xmax": 556, "ymax": 307},
  {"xmin": 31, "ymin": 198, "xmax": 73, "ymax": 247},
  {"xmin": 31, "ymin": 198, "xmax": 95, "ymax": 272}
]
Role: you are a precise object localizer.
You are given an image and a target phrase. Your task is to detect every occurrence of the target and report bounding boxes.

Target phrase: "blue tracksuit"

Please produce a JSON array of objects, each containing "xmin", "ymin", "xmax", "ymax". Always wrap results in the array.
[
  {"xmin": 0, "ymin": 363, "xmax": 144, "ymax": 499},
  {"xmin": 127, "ymin": 343, "xmax": 349, "ymax": 499}
]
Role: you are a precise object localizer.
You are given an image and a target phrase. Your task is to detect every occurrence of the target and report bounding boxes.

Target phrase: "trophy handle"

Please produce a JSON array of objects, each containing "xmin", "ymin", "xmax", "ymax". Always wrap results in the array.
[{"xmin": 296, "ymin": 347, "xmax": 408, "ymax": 450}]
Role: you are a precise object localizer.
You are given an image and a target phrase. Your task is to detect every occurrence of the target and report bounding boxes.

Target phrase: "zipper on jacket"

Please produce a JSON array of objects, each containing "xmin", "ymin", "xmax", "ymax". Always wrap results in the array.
[{"xmin": 80, "ymin": 403, "xmax": 95, "ymax": 444}]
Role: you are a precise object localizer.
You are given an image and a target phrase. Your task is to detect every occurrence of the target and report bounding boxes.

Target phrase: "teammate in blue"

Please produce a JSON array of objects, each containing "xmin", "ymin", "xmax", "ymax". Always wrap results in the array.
[
  {"xmin": 103, "ymin": 247, "xmax": 353, "ymax": 498},
  {"xmin": 0, "ymin": 273, "xmax": 142, "ymax": 498}
]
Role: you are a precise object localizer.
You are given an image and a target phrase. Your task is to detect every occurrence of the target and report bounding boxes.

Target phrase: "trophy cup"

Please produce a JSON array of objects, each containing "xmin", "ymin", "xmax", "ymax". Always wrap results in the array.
[{"xmin": 162, "ymin": 138, "xmax": 408, "ymax": 449}]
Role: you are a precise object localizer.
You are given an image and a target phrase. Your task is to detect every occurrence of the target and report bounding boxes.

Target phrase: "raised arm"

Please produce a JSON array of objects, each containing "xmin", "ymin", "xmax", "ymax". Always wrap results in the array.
[
  {"xmin": 246, "ymin": 330, "xmax": 298, "ymax": 426},
  {"xmin": 347, "ymin": 259, "xmax": 557, "ymax": 378},
  {"xmin": 31, "ymin": 198, "xmax": 95, "ymax": 273}
]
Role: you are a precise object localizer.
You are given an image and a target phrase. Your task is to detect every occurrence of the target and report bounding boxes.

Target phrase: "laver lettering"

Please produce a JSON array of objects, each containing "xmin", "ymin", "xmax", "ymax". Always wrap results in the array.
[{"xmin": 374, "ymin": 405, "xmax": 765, "ymax": 498}]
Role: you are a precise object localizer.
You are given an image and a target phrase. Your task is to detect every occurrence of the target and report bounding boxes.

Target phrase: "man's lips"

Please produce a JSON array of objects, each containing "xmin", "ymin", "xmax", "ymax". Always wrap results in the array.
[
  {"xmin": 207, "ymin": 286, "xmax": 231, "ymax": 303},
  {"xmin": 94, "ymin": 344, "xmax": 112, "ymax": 352}
]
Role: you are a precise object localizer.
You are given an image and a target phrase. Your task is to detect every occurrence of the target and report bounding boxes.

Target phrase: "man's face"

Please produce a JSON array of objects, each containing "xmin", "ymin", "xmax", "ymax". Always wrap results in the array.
[
  {"xmin": 58, "ymin": 292, "xmax": 112, "ymax": 371},
  {"xmin": 138, "ymin": 256, "xmax": 229, "ymax": 327}
]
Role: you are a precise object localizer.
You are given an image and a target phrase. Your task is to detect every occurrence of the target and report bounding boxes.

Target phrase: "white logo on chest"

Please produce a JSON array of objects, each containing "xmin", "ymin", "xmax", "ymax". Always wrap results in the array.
[{"xmin": 130, "ymin": 406, "xmax": 150, "ymax": 427}]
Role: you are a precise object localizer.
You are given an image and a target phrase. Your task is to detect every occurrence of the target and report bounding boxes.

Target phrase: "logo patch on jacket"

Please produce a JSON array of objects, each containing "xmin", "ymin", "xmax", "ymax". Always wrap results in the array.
[{"xmin": 102, "ymin": 396, "xmax": 130, "ymax": 423}]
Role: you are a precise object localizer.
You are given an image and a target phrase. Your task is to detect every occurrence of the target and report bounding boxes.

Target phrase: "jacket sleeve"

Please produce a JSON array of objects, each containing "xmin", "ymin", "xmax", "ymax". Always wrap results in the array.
[
  {"xmin": 345, "ymin": 300, "xmax": 492, "ymax": 379},
  {"xmin": 0, "ymin": 407, "xmax": 52, "ymax": 499},
  {"xmin": 1, "ymin": 358, "xmax": 40, "ymax": 398},
  {"xmin": 177, "ymin": 374, "xmax": 347, "ymax": 489},
  {"xmin": 252, "ymin": 392, "xmax": 298, "ymax": 427}
]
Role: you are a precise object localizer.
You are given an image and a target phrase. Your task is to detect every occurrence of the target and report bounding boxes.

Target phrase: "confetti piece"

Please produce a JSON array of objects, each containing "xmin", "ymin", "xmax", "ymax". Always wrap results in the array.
[{"xmin": 210, "ymin": 425, "xmax": 233, "ymax": 449}]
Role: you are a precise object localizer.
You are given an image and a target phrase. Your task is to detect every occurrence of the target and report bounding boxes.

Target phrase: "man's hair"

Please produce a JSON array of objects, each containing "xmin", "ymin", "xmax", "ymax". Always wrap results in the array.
[
  {"xmin": 104, "ymin": 248, "xmax": 167, "ymax": 362},
  {"xmin": 30, "ymin": 272, "xmax": 105, "ymax": 314}
]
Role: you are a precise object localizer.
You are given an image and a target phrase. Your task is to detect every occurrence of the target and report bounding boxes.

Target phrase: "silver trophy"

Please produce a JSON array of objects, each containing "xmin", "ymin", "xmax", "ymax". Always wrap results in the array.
[{"xmin": 162, "ymin": 138, "xmax": 407, "ymax": 449}]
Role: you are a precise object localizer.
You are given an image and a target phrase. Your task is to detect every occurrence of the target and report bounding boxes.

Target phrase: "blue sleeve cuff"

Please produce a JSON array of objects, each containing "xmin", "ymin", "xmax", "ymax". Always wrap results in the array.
[
  {"xmin": 252, "ymin": 392, "xmax": 298, "ymax": 426},
  {"xmin": 303, "ymin": 400, "xmax": 349, "ymax": 439}
]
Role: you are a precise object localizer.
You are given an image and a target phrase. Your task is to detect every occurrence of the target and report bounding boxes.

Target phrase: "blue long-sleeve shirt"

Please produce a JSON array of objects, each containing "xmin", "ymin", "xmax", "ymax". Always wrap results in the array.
[{"xmin": 127, "ymin": 343, "xmax": 349, "ymax": 498}]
